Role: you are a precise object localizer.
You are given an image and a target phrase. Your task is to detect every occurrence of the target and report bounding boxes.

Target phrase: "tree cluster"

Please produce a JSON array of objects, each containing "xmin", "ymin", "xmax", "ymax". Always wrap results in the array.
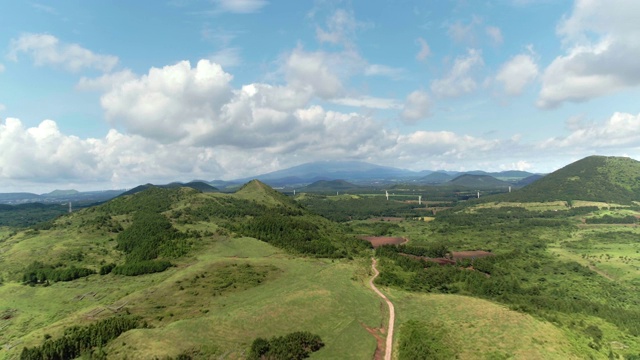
[
  {"xmin": 20, "ymin": 315, "xmax": 142, "ymax": 360},
  {"xmin": 248, "ymin": 331, "xmax": 324, "ymax": 360}
]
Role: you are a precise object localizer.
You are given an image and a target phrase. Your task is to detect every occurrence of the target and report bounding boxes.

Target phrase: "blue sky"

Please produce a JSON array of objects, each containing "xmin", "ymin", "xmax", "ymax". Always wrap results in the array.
[{"xmin": 1, "ymin": 0, "xmax": 640, "ymax": 191}]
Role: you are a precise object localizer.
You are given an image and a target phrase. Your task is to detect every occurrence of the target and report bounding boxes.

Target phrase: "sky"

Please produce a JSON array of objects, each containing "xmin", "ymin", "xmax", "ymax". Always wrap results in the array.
[{"xmin": 1, "ymin": 0, "xmax": 640, "ymax": 192}]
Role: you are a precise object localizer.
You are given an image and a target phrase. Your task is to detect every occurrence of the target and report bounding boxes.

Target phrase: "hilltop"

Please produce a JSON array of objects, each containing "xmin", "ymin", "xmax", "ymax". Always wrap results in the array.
[
  {"xmin": 120, "ymin": 181, "xmax": 218, "ymax": 197},
  {"xmin": 419, "ymin": 172, "xmax": 453, "ymax": 184},
  {"xmin": 447, "ymin": 174, "xmax": 511, "ymax": 189},
  {"xmin": 507, "ymin": 155, "xmax": 640, "ymax": 203}
]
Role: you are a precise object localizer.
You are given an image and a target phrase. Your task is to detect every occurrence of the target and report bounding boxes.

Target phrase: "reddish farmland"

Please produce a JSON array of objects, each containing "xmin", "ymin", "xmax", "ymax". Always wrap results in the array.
[
  {"xmin": 451, "ymin": 250, "xmax": 495, "ymax": 260},
  {"xmin": 361, "ymin": 236, "xmax": 407, "ymax": 248}
]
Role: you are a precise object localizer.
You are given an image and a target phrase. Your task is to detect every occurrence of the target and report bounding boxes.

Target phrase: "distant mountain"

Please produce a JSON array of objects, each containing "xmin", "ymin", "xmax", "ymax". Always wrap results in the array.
[
  {"xmin": 44, "ymin": 189, "xmax": 80, "ymax": 197},
  {"xmin": 419, "ymin": 172, "xmax": 453, "ymax": 184},
  {"xmin": 301, "ymin": 180, "xmax": 360, "ymax": 192},
  {"xmin": 232, "ymin": 160, "xmax": 417, "ymax": 186},
  {"xmin": 514, "ymin": 174, "xmax": 544, "ymax": 187},
  {"xmin": 0, "ymin": 192, "xmax": 41, "ymax": 202},
  {"xmin": 447, "ymin": 174, "xmax": 511, "ymax": 189},
  {"xmin": 509, "ymin": 156, "xmax": 640, "ymax": 203},
  {"xmin": 121, "ymin": 182, "xmax": 218, "ymax": 197}
]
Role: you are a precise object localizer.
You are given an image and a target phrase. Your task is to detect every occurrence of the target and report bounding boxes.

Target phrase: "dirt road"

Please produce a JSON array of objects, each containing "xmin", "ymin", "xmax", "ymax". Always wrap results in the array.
[{"xmin": 370, "ymin": 258, "xmax": 395, "ymax": 360}]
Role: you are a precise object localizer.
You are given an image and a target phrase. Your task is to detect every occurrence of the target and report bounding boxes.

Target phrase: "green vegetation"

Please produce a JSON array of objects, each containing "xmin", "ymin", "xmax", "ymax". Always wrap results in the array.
[
  {"xmin": 0, "ymin": 203, "xmax": 67, "ymax": 228},
  {"xmin": 2, "ymin": 160, "xmax": 640, "ymax": 359},
  {"xmin": 397, "ymin": 320, "xmax": 455, "ymax": 360},
  {"xmin": 20, "ymin": 315, "xmax": 142, "ymax": 360},
  {"xmin": 502, "ymin": 155, "xmax": 640, "ymax": 204},
  {"xmin": 248, "ymin": 331, "xmax": 324, "ymax": 360}
]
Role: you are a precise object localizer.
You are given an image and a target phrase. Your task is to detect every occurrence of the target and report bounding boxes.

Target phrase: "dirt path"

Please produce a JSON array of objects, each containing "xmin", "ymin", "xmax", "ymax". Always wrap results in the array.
[{"xmin": 370, "ymin": 258, "xmax": 395, "ymax": 360}]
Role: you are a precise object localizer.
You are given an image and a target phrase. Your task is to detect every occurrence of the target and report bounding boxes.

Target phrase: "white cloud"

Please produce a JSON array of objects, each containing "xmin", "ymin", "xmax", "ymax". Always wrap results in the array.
[
  {"xmin": 496, "ymin": 53, "xmax": 539, "ymax": 95},
  {"xmin": 537, "ymin": 0, "xmax": 640, "ymax": 108},
  {"xmin": 401, "ymin": 90, "xmax": 431, "ymax": 123},
  {"xmin": 0, "ymin": 104, "xmax": 5, "ymax": 112},
  {"xmin": 431, "ymin": 49, "xmax": 484, "ymax": 98},
  {"xmin": 77, "ymin": 70, "xmax": 136, "ymax": 91},
  {"xmin": 364, "ymin": 64, "xmax": 404, "ymax": 79},
  {"xmin": 539, "ymin": 112, "xmax": 640, "ymax": 149},
  {"xmin": 330, "ymin": 96, "xmax": 401, "ymax": 110},
  {"xmin": 8, "ymin": 33, "xmax": 118, "ymax": 72},
  {"xmin": 416, "ymin": 38, "xmax": 431, "ymax": 61},
  {"xmin": 486, "ymin": 26, "xmax": 503, "ymax": 45},
  {"xmin": 0, "ymin": 63, "xmax": 4, "ymax": 73},
  {"xmin": 316, "ymin": 9, "xmax": 361, "ymax": 47},
  {"xmin": 447, "ymin": 17, "xmax": 481, "ymax": 44},
  {"xmin": 213, "ymin": 0, "xmax": 267, "ymax": 13},
  {"xmin": 209, "ymin": 47, "xmax": 242, "ymax": 68},
  {"xmin": 100, "ymin": 60, "xmax": 233, "ymax": 143},
  {"xmin": 0, "ymin": 117, "xmax": 226, "ymax": 189},
  {"xmin": 284, "ymin": 48, "xmax": 345, "ymax": 99}
]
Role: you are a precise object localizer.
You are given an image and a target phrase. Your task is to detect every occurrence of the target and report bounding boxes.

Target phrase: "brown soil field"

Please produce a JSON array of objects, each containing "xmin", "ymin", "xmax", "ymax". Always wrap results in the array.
[
  {"xmin": 451, "ymin": 250, "xmax": 495, "ymax": 260},
  {"xmin": 361, "ymin": 236, "xmax": 407, "ymax": 248}
]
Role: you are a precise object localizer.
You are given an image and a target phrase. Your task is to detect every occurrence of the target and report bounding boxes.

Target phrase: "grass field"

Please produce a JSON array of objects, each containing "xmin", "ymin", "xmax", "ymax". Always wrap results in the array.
[
  {"xmin": 0, "ymin": 236, "xmax": 384, "ymax": 359},
  {"xmin": 387, "ymin": 289, "xmax": 585, "ymax": 359}
]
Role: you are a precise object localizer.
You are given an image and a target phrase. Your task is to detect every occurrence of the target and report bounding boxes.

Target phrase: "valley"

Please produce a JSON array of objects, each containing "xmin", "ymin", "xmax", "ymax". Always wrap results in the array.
[{"xmin": 0, "ymin": 155, "xmax": 639, "ymax": 359}]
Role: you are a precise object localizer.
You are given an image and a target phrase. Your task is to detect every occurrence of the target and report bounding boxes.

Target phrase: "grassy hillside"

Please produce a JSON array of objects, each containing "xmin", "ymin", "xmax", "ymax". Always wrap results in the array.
[{"xmin": 507, "ymin": 156, "xmax": 640, "ymax": 204}]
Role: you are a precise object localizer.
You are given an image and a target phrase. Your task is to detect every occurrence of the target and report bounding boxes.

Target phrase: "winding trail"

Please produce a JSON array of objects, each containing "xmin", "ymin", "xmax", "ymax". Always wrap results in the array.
[{"xmin": 369, "ymin": 258, "xmax": 395, "ymax": 360}]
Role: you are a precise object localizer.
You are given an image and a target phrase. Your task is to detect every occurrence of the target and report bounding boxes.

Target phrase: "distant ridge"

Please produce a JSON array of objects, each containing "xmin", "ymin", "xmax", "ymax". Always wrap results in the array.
[
  {"xmin": 447, "ymin": 174, "xmax": 511, "ymax": 189},
  {"xmin": 121, "ymin": 181, "xmax": 218, "ymax": 197},
  {"xmin": 509, "ymin": 156, "xmax": 640, "ymax": 203},
  {"xmin": 419, "ymin": 172, "xmax": 453, "ymax": 184},
  {"xmin": 301, "ymin": 179, "xmax": 360, "ymax": 192}
]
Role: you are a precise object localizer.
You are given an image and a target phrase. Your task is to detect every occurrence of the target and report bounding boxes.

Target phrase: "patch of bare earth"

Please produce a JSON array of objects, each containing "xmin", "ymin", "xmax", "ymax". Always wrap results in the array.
[
  {"xmin": 361, "ymin": 322, "xmax": 385, "ymax": 360},
  {"xmin": 361, "ymin": 237, "xmax": 407, "ymax": 248}
]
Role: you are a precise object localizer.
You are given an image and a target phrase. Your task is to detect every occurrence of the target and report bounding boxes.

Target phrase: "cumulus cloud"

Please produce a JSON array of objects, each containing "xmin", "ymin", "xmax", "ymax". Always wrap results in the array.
[
  {"xmin": 8, "ymin": 33, "xmax": 118, "ymax": 72},
  {"xmin": 539, "ymin": 112, "xmax": 640, "ymax": 149},
  {"xmin": 401, "ymin": 90, "xmax": 431, "ymax": 123},
  {"xmin": 284, "ymin": 48, "xmax": 345, "ymax": 99},
  {"xmin": 496, "ymin": 53, "xmax": 539, "ymax": 95},
  {"xmin": 537, "ymin": 0, "xmax": 640, "ymax": 108},
  {"xmin": 416, "ymin": 38, "xmax": 431, "ymax": 61},
  {"xmin": 100, "ymin": 60, "xmax": 233, "ymax": 142},
  {"xmin": 0, "ymin": 117, "xmax": 226, "ymax": 189},
  {"xmin": 76, "ymin": 70, "xmax": 136, "ymax": 91},
  {"xmin": 213, "ymin": 0, "xmax": 267, "ymax": 13},
  {"xmin": 431, "ymin": 49, "xmax": 483, "ymax": 98}
]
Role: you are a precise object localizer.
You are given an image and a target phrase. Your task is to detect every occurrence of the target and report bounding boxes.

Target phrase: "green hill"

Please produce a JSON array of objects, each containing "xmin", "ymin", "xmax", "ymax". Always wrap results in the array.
[
  {"xmin": 447, "ymin": 174, "xmax": 511, "ymax": 189},
  {"xmin": 508, "ymin": 156, "xmax": 640, "ymax": 203},
  {"xmin": 419, "ymin": 172, "xmax": 453, "ymax": 184},
  {"xmin": 120, "ymin": 182, "xmax": 218, "ymax": 197}
]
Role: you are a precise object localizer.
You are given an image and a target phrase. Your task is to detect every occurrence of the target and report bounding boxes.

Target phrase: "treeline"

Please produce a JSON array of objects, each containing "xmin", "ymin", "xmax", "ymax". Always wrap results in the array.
[
  {"xmin": 20, "ymin": 315, "xmax": 142, "ymax": 360},
  {"xmin": 585, "ymin": 215, "xmax": 638, "ymax": 224},
  {"xmin": 230, "ymin": 213, "xmax": 340, "ymax": 257},
  {"xmin": 22, "ymin": 261, "xmax": 95, "ymax": 285},
  {"xmin": 0, "ymin": 203, "xmax": 67, "ymax": 228},
  {"xmin": 375, "ymin": 242, "xmax": 640, "ymax": 337},
  {"xmin": 248, "ymin": 331, "xmax": 324, "ymax": 360},
  {"xmin": 433, "ymin": 206, "xmax": 596, "ymax": 228},
  {"xmin": 175, "ymin": 196, "xmax": 303, "ymax": 223},
  {"xmin": 113, "ymin": 211, "xmax": 186, "ymax": 276},
  {"xmin": 299, "ymin": 195, "xmax": 420, "ymax": 222}
]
